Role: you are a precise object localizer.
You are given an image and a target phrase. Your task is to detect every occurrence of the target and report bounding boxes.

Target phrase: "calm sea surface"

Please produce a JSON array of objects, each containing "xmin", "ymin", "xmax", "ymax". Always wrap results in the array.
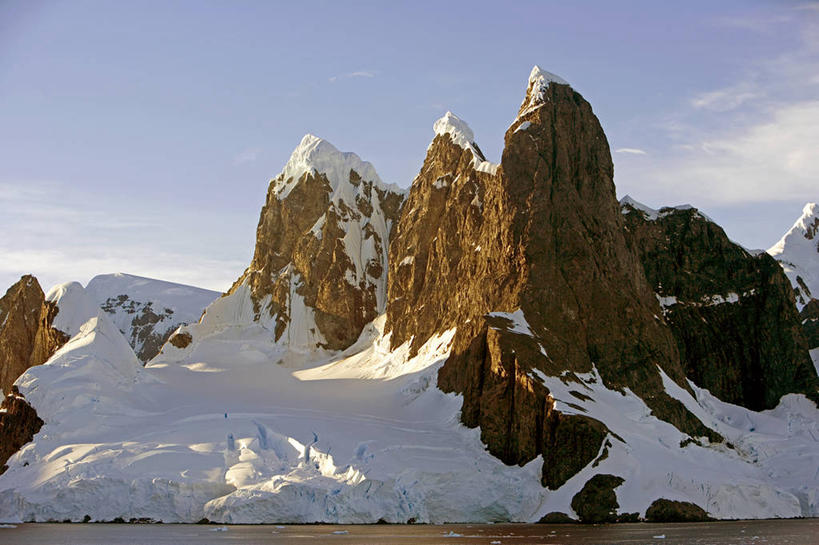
[{"xmin": 0, "ymin": 520, "xmax": 816, "ymax": 544}]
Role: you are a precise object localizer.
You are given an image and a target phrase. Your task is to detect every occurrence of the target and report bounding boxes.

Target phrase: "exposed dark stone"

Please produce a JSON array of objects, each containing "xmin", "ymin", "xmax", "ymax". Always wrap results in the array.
[
  {"xmin": 622, "ymin": 203, "xmax": 819, "ymax": 409},
  {"xmin": 537, "ymin": 512, "xmax": 577, "ymax": 523},
  {"xmin": 0, "ymin": 389, "xmax": 44, "ymax": 474},
  {"xmin": 645, "ymin": 498, "xmax": 711, "ymax": 522},
  {"xmin": 570, "ymin": 474, "xmax": 624, "ymax": 524},
  {"xmin": 168, "ymin": 331, "xmax": 193, "ymax": 349},
  {"xmin": 801, "ymin": 299, "xmax": 819, "ymax": 349}
]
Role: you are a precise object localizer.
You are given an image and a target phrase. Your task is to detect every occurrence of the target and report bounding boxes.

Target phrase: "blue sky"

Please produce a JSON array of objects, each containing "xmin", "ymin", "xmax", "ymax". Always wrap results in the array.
[{"xmin": 1, "ymin": 0, "xmax": 818, "ymax": 291}]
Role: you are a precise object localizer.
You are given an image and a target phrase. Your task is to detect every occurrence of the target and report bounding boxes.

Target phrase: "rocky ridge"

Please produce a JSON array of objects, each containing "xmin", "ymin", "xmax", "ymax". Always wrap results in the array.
[{"xmin": 0, "ymin": 66, "xmax": 818, "ymax": 524}]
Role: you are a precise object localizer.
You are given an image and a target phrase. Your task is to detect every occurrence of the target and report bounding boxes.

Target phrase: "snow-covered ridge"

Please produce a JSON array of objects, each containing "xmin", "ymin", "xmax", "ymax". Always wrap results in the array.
[
  {"xmin": 620, "ymin": 195, "xmax": 714, "ymax": 223},
  {"xmin": 83, "ymin": 273, "xmax": 220, "ymax": 362},
  {"xmin": 768, "ymin": 202, "xmax": 819, "ymax": 309},
  {"xmin": 431, "ymin": 112, "xmax": 499, "ymax": 176},
  {"xmin": 273, "ymin": 134, "xmax": 402, "ymax": 201}
]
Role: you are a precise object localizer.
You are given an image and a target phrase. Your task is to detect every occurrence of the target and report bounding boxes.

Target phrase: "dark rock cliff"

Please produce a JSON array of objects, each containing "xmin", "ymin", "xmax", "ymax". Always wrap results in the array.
[
  {"xmin": 621, "ymin": 202, "xmax": 819, "ymax": 410},
  {"xmin": 0, "ymin": 387, "xmax": 43, "ymax": 474},
  {"xmin": 801, "ymin": 298, "xmax": 819, "ymax": 349}
]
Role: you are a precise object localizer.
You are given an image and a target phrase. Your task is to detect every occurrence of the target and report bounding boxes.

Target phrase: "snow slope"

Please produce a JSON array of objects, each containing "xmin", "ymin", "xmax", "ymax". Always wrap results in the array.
[
  {"xmin": 1, "ymin": 300, "xmax": 818, "ymax": 523},
  {"xmin": 85, "ymin": 273, "xmax": 220, "ymax": 361},
  {"xmin": 768, "ymin": 203, "xmax": 819, "ymax": 309},
  {"xmin": 45, "ymin": 282, "xmax": 102, "ymax": 338},
  {"xmin": 0, "ymin": 313, "xmax": 547, "ymax": 523}
]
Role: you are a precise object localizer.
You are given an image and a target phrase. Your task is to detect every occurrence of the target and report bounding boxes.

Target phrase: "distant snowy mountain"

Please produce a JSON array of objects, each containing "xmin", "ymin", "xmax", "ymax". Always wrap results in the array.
[
  {"xmin": 0, "ymin": 66, "xmax": 817, "ymax": 525},
  {"xmin": 768, "ymin": 203, "xmax": 819, "ymax": 309},
  {"xmin": 85, "ymin": 273, "xmax": 220, "ymax": 362}
]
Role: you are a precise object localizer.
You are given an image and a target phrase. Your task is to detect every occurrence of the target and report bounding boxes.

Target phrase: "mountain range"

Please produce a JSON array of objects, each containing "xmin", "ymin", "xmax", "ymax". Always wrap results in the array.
[{"xmin": 0, "ymin": 66, "xmax": 817, "ymax": 524}]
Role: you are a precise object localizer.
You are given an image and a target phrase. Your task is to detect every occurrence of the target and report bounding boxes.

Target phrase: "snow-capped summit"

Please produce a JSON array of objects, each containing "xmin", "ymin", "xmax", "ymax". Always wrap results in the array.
[
  {"xmin": 273, "ymin": 134, "xmax": 397, "ymax": 200},
  {"xmin": 768, "ymin": 202, "xmax": 819, "ymax": 309},
  {"xmin": 517, "ymin": 65, "xmax": 570, "ymax": 118},
  {"xmin": 429, "ymin": 111, "xmax": 497, "ymax": 175},
  {"xmin": 433, "ymin": 111, "xmax": 475, "ymax": 149}
]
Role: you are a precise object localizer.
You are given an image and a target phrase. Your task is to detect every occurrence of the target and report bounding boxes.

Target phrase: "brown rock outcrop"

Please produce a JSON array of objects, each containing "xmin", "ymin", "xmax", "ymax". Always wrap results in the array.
[
  {"xmin": 0, "ymin": 275, "xmax": 69, "ymax": 395},
  {"xmin": 387, "ymin": 67, "xmax": 717, "ymax": 486},
  {"xmin": 645, "ymin": 498, "xmax": 711, "ymax": 522},
  {"xmin": 228, "ymin": 135, "xmax": 404, "ymax": 351},
  {"xmin": 570, "ymin": 474, "xmax": 626, "ymax": 523},
  {"xmin": 621, "ymin": 201, "xmax": 819, "ymax": 409},
  {"xmin": 0, "ymin": 387, "xmax": 44, "ymax": 474}
]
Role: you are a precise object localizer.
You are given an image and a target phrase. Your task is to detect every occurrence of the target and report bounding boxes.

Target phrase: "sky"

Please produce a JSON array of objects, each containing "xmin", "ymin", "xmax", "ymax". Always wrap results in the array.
[{"xmin": 1, "ymin": 0, "xmax": 818, "ymax": 292}]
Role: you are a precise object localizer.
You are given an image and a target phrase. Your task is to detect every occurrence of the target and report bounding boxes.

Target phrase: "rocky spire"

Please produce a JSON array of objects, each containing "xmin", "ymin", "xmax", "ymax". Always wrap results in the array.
[
  {"xmin": 207, "ymin": 135, "xmax": 406, "ymax": 352},
  {"xmin": 386, "ymin": 66, "xmax": 716, "ymax": 488},
  {"xmin": 0, "ymin": 275, "xmax": 69, "ymax": 395}
]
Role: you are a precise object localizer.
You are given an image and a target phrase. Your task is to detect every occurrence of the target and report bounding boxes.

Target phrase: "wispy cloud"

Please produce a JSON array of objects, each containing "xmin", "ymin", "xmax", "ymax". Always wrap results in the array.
[
  {"xmin": 234, "ymin": 147, "xmax": 261, "ymax": 165},
  {"xmin": 0, "ymin": 179, "xmax": 250, "ymax": 293},
  {"xmin": 614, "ymin": 148, "xmax": 647, "ymax": 155},
  {"xmin": 691, "ymin": 86, "xmax": 760, "ymax": 112},
  {"xmin": 328, "ymin": 70, "xmax": 376, "ymax": 83},
  {"xmin": 617, "ymin": 5, "xmax": 819, "ymax": 211},
  {"xmin": 645, "ymin": 101, "xmax": 819, "ymax": 205}
]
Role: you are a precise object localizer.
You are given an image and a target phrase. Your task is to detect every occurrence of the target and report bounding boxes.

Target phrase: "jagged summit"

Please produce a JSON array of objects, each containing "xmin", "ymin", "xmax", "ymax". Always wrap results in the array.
[
  {"xmin": 428, "ymin": 111, "xmax": 497, "ymax": 175},
  {"xmin": 274, "ymin": 134, "xmax": 399, "ymax": 200},
  {"xmin": 619, "ymin": 195, "xmax": 715, "ymax": 223},
  {"xmin": 620, "ymin": 195, "xmax": 659, "ymax": 220},
  {"xmin": 433, "ymin": 111, "xmax": 476, "ymax": 149},
  {"xmin": 771, "ymin": 203, "xmax": 819, "ymax": 248},
  {"xmin": 518, "ymin": 65, "xmax": 570, "ymax": 118},
  {"xmin": 768, "ymin": 202, "xmax": 819, "ymax": 308}
]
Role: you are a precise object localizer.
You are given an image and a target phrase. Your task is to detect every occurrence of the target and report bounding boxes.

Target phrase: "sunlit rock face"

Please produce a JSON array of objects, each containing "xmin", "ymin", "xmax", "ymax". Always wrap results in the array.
[
  {"xmin": 0, "ymin": 275, "xmax": 68, "ymax": 395},
  {"xmin": 387, "ymin": 66, "xmax": 718, "ymax": 489}
]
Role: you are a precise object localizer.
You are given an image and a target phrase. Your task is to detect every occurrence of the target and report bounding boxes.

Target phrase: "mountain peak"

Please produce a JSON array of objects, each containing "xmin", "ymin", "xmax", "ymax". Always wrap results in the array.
[
  {"xmin": 768, "ymin": 201, "xmax": 819, "ymax": 309},
  {"xmin": 529, "ymin": 65, "xmax": 569, "ymax": 87},
  {"xmin": 274, "ymin": 134, "xmax": 383, "ymax": 200},
  {"xmin": 433, "ymin": 111, "xmax": 475, "ymax": 148},
  {"xmin": 518, "ymin": 65, "xmax": 570, "ymax": 118},
  {"xmin": 798, "ymin": 202, "xmax": 819, "ymax": 239}
]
